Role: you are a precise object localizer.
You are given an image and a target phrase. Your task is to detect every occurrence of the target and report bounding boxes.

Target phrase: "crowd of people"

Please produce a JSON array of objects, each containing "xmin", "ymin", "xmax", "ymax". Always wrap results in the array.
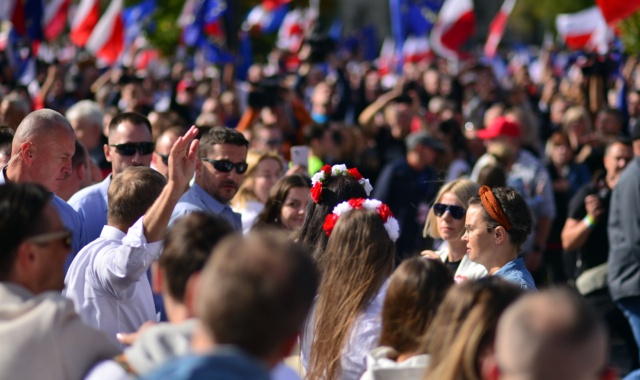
[{"xmin": 1, "ymin": 30, "xmax": 640, "ymax": 380}]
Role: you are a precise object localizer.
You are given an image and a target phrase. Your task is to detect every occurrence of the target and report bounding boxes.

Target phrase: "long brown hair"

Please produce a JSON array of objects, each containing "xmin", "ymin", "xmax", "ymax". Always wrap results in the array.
[
  {"xmin": 306, "ymin": 208, "xmax": 395, "ymax": 380},
  {"xmin": 378, "ymin": 257, "xmax": 453, "ymax": 355},
  {"xmin": 253, "ymin": 173, "xmax": 310, "ymax": 230},
  {"xmin": 421, "ymin": 277, "xmax": 523, "ymax": 380}
]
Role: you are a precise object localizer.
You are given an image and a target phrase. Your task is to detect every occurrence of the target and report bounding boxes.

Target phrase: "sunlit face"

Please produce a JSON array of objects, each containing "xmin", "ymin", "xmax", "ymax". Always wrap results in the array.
[
  {"xmin": 197, "ymin": 144, "xmax": 248, "ymax": 204},
  {"xmin": 461, "ymin": 205, "xmax": 496, "ymax": 267},
  {"xmin": 436, "ymin": 192, "xmax": 466, "ymax": 242},
  {"xmin": 604, "ymin": 142, "xmax": 633, "ymax": 185},
  {"xmin": 31, "ymin": 126, "xmax": 75, "ymax": 193},
  {"xmin": 104, "ymin": 121, "xmax": 153, "ymax": 176},
  {"xmin": 253, "ymin": 158, "xmax": 282, "ymax": 204},
  {"xmin": 279, "ymin": 186, "xmax": 309, "ymax": 231},
  {"xmin": 152, "ymin": 131, "xmax": 179, "ymax": 178}
]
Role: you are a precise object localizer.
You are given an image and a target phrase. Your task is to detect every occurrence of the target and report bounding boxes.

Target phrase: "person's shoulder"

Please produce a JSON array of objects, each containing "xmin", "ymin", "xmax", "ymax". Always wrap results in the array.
[{"xmin": 68, "ymin": 180, "xmax": 106, "ymax": 207}]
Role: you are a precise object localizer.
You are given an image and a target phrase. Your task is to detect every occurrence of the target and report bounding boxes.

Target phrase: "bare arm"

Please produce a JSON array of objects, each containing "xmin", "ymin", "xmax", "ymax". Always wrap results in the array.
[
  {"xmin": 357, "ymin": 89, "xmax": 401, "ymax": 128},
  {"xmin": 142, "ymin": 126, "xmax": 199, "ymax": 242},
  {"xmin": 561, "ymin": 194, "xmax": 603, "ymax": 251}
]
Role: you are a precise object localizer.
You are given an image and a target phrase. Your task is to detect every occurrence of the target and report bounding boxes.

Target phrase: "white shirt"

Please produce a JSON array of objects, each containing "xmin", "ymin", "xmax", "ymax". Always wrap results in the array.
[
  {"xmin": 435, "ymin": 244, "xmax": 487, "ymax": 283},
  {"xmin": 232, "ymin": 200, "xmax": 265, "ymax": 234},
  {"xmin": 360, "ymin": 346, "xmax": 431, "ymax": 380},
  {"xmin": 64, "ymin": 218, "xmax": 162, "ymax": 347},
  {"xmin": 302, "ymin": 280, "xmax": 389, "ymax": 380}
]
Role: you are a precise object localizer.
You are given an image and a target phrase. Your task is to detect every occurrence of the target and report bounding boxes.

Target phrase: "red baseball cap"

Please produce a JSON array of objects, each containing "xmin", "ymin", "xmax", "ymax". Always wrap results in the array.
[{"xmin": 476, "ymin": 116, "xmax": 521, "ymax": 140}]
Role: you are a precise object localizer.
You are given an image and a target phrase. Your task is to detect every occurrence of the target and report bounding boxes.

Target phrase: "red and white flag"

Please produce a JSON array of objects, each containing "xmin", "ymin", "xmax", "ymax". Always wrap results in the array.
[
  {"xmin": 402, "ymin": 35, "xmax": 431, "ymax": 63},
  {"xmin": 484, "ymin": 0, "xmax": 515, "ymax": 58},
  {"xmin": 86, "ymin": 0, "xmax": 124, "ymax": 65},
  {"xmin": 44, "ymin": 0, "xmax": 70, "ymax": 41},
  {"xmin": 70, "ymin": 0, "xmax": 99, "ymax": 47},
  {"xmin": 556, "ymin": 7, "xmax": 610, "ymax": 53},
  {"xmin": 277, "ymin": 8, "xmax": 309, "ymax": 53},
  {"xmin": 430, "ymin": 0, "xmax": 476, "ymax": 60},
  {"xmin": 596, "ymin": 0, "xmax": 640, "ymax": 25}
]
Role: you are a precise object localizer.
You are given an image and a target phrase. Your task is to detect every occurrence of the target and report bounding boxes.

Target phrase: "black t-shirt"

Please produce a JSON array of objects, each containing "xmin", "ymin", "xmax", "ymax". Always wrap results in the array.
[
  {"xmin": 444, "ymin": 257, "xmax": 462, "ymax": 275},
  {"xmin": 567, "ymin": 180, "xmax": 612, "ymax": 270}
]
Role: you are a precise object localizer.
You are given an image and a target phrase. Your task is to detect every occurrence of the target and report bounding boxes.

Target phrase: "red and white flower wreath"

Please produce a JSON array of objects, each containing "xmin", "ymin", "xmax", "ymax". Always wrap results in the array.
[
  {"xmin": 323, "ymin": 198, "xmax": 400, "ymax": 242},
  {"xmin": 310, "ymin": 164, "xmax": 373, "ymax": 204}
]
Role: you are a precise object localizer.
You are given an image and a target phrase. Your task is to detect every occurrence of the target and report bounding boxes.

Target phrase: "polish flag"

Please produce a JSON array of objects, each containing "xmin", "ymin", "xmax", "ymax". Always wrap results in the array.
[
  {"xmin": 484, "ymin": 0, "xmax": 515, "ymax": 58},
  {"xmin": 86, "ymin": 0, "xmax": 124, "ymax": 65},
  {"xmin": 44, "ymin": 0, "xmax": 70, "ymax": 41},
  {"xmin": 430, "ymin": 0, "xmax": 476, "ymax": 60},
  {"xmin": 377, "ymin": 38, "xmax": 396, "ymax": 76},
  {"xmin": 596, "ymin": 0, "xmax": 640, "ymax": 25},
  {"xmin": 402, "ymin": 35, "xmax": 431, "ymax": 63},
  {"xmin": 277, "ymin": 9, "xmax": 306, "ymax": 52},
  {"xmin": 556, "ymin": 7, "xmax": 608, "ymax": 52},
  {"xmin": 1, "ymin": 0, "xmax": 27, "ymax": 36},
  {"xmin": 70, "ymin": 0, "xmax": 99, "ymax": 47}
]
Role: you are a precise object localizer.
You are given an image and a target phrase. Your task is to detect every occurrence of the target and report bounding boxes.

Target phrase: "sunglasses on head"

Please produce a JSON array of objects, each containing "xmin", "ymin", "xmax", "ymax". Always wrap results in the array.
[
  {"xmin": 156, "ymin": 152, "xmax": 169, "ymax": 166},
  {"xmin": 109, "ymin": 142, "xmax": 155, "ymax": 156},
  {"xmin": 433, "ymin": 203, "xmax": 466, "ymax": 220},
  {"xmin": 26, "ymin": 229, "xmax": 73, "ymax": 249},
  {"xmin": 200, "ymin": 158, "xmax": 248, "ymax": 174}
]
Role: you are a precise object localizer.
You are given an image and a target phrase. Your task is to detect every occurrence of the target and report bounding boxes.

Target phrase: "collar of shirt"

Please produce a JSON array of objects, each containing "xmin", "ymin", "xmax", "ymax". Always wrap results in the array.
[{"xmin": 190, "ymin": 183, "xmax": 232, "ymax": 214}]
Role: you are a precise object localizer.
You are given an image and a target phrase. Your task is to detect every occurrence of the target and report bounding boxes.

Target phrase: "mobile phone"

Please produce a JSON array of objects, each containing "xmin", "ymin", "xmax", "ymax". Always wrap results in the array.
[{"xmin": 290, "ymin": 145, "xmax": 309, "ymax": 168}]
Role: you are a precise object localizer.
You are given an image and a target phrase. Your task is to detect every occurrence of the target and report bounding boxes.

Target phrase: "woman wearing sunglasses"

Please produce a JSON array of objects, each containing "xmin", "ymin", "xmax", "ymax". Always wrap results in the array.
[{"xmin": 422, "ymin": 179, "xmax": 487, "ymax": 282}]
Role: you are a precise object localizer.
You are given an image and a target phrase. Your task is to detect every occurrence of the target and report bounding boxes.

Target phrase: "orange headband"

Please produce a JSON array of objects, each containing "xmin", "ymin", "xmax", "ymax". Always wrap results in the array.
[{"xmin": 478, "ymin": 186, "xmax": 512, "ymax": 231}]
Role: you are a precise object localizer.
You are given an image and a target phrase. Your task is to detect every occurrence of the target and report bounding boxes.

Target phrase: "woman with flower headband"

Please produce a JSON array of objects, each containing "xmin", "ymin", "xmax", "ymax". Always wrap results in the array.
[
  {"xmin": 302, "ymin": 198, "xmax": 399, "ymax": 380},
  {"xmin": 463, "ymin": 186, "xmax": 536, "ymax": 290},
  {"xmin": 297, "ymin": 164, "xmax": 373, "ymax": 261}
]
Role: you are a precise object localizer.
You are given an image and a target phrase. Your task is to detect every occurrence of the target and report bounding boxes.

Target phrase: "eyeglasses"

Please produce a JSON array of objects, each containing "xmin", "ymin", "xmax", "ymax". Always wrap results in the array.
[
  {"xmin": 156, "ymin": 152, "xmax": 169, "ymax": 166},
  {"xmin": 109, "ymin": 142, "xmax": 155, "ymax": 156},
  {"xmin": 200, "ymin": 158, "xmax": 249, "ymax": 174},
  {"xmin": 25, "ymin": 229, "xmax": 72, "ymax": 249},
  {"xmin": 433, "ymin": 203, "xmax": 466, "ymax": 220},
  {"xmin": 463, "ymin": 225, "xmax": 496, "ymax": 236}
]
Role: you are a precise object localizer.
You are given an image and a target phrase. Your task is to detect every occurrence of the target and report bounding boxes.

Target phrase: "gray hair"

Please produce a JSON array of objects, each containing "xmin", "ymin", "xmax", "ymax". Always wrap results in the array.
[{"xmin": 66, "ymin": 100, "xmax": 104, "ymax": 129}]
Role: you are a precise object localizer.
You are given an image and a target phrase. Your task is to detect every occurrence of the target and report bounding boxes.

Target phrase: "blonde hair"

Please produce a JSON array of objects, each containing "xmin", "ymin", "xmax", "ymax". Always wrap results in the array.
[
  {"xmin": 424, "ymin": 179, "xmax": 480, "ymax": 239},
  {"xmin": 562, "ymin": 106, "xmax": 592, "ymax": 133},
  {"xmin": 421, "ymin": 278, "xmax": 523, "ymax": 380},
  {"xmin": 231, "ymin": 150, "xmax": 283, "ymax": 209}
]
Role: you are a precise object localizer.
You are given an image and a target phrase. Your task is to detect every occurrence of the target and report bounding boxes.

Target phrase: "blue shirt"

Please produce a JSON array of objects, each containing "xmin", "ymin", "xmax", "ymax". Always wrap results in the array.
[
  {"xmin": 493, "ymin": 258, "xmax": 537, "ymax": 291},
  {"xmin": 68, "ymin": 175, "xmax": 110, "ymax": 244},
  {"xmin": 0, "ymin": 167, "xmax": 88, "ymax": 269},
  {"xmin": 143, "ymin": 346, "xmax": 270, "ymax": 380},
  {"xmin": 170, "ymin": 183, "xmax": 242, "ymax": 231}
]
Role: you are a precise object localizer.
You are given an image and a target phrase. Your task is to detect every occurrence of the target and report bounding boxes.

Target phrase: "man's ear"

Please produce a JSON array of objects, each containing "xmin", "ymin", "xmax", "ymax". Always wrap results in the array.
[
  {"xmin": 21, "ymin": 142, "xmax": 34, "ymax": 165},
  {"xmin": 103, "ymin": 144, "xmax": 112, "ymax": 163},
  {"xmin": 184, "ymin": 272, "xmax": 201, "ymax": 316},
  {"xmin": 480, "ymin": 353, "xmax": 501, "ymax": 380},
  {"xmin": 195, "ymin": 158, "xmax": 203, "ymax": 178}
]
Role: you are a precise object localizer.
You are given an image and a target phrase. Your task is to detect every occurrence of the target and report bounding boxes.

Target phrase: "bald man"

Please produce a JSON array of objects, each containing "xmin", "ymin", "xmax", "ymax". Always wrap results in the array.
[
  {"xmin": 0, "ymin": 109, "xmax": 87, "ymax": 265},
  {"xmin": 483, "ymin": 288, "xmax": 615, "ymax": 380}
]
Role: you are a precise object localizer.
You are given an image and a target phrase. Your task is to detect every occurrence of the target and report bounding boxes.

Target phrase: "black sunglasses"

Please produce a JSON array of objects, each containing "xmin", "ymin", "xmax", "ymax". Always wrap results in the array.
[
  {"xmin": 156, "ymin": 152, "xmax": 169, "ymax": 165},
  {"xmin": 433, "ymin": 203, "xmax": 466, "ymax": 220},
  {"xmin": 200, "ymin": 158, "xmax": 248, "ymax": 174},
  {"xmin": 109, "ymin": 142, "xmax": 155, "ymax": 156}
]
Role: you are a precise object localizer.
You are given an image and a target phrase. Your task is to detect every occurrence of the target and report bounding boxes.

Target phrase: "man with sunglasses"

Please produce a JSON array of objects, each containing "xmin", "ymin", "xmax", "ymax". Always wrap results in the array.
[
  {"xmin": 0, "ymin": 182, "xmax": 119, "ymax": 380},
  {"xmin": 170, "ymin": 127, "xmax": 249, "ymax": 230},
  {"xmin": 69, "ymin": 112, "xmax": 154, "ymax": 243},
  {"xmin": 152, "ymin": 127, "xmax": 183, "ymax": 179}
]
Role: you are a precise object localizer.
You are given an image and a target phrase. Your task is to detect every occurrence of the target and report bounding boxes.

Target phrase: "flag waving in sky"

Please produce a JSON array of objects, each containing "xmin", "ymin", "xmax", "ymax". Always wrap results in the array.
[{"xmin": 484, "ymin": 0, "xmax": 516, "ymax": 58}]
